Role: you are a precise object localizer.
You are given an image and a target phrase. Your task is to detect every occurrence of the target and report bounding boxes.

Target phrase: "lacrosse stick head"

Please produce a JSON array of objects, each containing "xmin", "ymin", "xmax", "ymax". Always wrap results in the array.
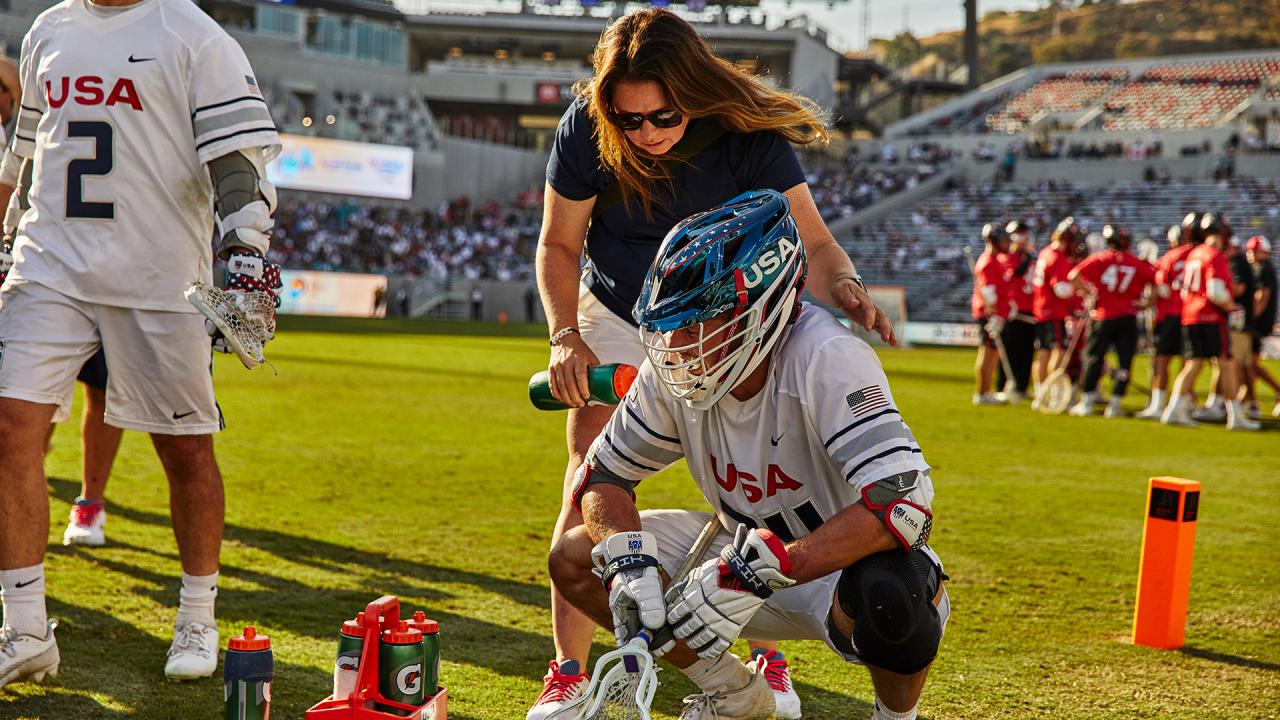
[
  {"xmin": 1039, "ymin": 373, "xmax": 1074, "ymax": 415},
  {"xmin": 185, "ymin": 282, "xmax": 274, "ymax": 369},
  {"xmin": 545, "ymin": 635, "xmax": 659, "ymax": 720}
]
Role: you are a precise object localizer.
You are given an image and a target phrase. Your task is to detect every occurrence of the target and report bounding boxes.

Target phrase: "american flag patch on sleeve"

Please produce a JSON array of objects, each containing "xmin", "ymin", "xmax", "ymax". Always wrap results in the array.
[
  {"xmin": 245, "ymin": 75, "xmax": 261, "ymax": 97},
  {"xmin": 846, "ymin": 385, "xmax": 888, "ymax": 416}
]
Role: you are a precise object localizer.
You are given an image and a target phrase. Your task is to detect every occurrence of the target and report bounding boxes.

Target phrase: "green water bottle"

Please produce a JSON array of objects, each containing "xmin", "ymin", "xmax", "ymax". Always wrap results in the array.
[
  {"xmin": 333, "ymin": 611, "xmax": 366, "ymax": 700},
  {"xmin": 407, "ymin": 611, "xmax": 440, "ymax": 698},
  {"xmin": 529, "ymin": 363, "xmax": 638, "ymax": 410},
  {"xmin": 224, "ymin": 627, "xmax": 272, "ymax": 720},
  {"xmin": 378, "ymin": 621, "xmax": 425, "ymax": 714}
]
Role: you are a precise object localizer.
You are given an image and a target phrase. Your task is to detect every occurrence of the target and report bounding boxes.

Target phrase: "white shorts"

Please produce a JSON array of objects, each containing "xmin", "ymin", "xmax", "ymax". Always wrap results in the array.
[
  {"xmin": 578, "ymin": 284, "xmax": 646, "ymax": 368},
  {"xmin": 0, "ymin": 280, "xmax": 221, "ymax": 435},
  {"xmin": 641, "ymin": 509, "xmax": 950, "ymax": 664}
]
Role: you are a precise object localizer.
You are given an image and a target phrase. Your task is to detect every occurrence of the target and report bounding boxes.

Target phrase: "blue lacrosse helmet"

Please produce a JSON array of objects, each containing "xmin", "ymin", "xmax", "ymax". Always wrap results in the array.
[{"xmin": 633, "ymin": 189, "xmax": 807, "ymax": 409}]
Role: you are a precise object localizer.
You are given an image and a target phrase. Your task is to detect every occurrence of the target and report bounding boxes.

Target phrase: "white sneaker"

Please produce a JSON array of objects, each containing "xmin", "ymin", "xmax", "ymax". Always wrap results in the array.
[
  {"xmin": 0, "ymin": 621, "xmax": 59, "ymax": 689},
  {"xmin": 1104, "ymin": 402, "xmax": 1126, "ymax": 419},
  {"xmin": 760, "ymin": 651, "xmax": 801, "ymax": 719},
  {"xmin": 1069, "ymin": 399, "xmax": 1093, "ymax": 417},
  {"xmin": 1191, "ymin": 405, "xmax": 1226, "ymax": 423},
  {"xmin": 972, "ymin": 393, "xmax": 1006, "ymax": 406},
  {"xmin": 1226, "ymin": 415, "xmax": 1261, "ymax": 432},
  {"xmin": 526, "ymin": 660, "xmax": 588, "ymax": 720},
  {"xmin": 164, "ymin": 621, "xmax": 218, "ymax": 680},
  {"xmin": 1134, "ymin": 403, "xmax": 1163, "ymax": 420},
  {"xmin": 680, "ymin": 656, "xmax": 775, "ymax": 720},
  {"xmin": 1245, "ymin": 403, "xmax": 1262, "ymax": 420},
  {"xmin": 62, "ymin": 498, "xmax": 106, "ymax": 547},
  {"xmin": 1161, "ymin": 403, "xmax": 1198, "ymax": 428}
]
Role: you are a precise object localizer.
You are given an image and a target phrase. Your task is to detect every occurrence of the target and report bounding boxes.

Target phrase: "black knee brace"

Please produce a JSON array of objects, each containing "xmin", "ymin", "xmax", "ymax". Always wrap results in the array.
[{"xmin": 834, "ymin": 550, "xmax": 942, "ymax": 675}]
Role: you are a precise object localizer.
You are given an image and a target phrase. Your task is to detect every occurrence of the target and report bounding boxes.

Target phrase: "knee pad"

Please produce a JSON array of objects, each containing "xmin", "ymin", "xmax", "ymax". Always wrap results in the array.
[{"xmin": 836, "ymin": 550, "xmax": 942, "ymax": 675}]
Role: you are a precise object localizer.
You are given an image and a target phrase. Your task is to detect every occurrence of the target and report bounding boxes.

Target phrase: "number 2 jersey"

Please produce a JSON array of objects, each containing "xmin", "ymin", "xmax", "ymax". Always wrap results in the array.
[
  {"xmin": 10, "ymin": 0, "xmax": 280, "ymax": 312},
  {"xmin": 584, "ymin": 304, "xmax": 934, "ymax": 545}
]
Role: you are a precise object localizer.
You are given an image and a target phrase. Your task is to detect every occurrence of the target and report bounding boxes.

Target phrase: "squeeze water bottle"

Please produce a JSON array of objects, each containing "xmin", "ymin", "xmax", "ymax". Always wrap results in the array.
[
  {"xmin": 528, "ymin": 363, "xmax": 638, "ymax": 410},
  {"xmin": 225, "ymin": 627, "xmax": 273, "ymax": 720},
  {"xmin": 332, "ymin": 611, "xmax": 367, "ymax": 700}
]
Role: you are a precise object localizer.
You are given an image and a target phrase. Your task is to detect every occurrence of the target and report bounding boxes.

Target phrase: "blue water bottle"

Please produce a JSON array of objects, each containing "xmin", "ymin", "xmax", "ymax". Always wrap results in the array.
[{"xmin": 225, "ymin": 626, "xmax": 273, "ymax": 720}]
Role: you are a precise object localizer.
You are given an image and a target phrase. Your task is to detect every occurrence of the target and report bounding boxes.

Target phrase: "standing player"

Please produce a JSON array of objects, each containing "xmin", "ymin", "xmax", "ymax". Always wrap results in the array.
[
  {"xmin": 1031, "ymin": 218, "xmax": 1082, "ymax": 409},
  {"xmin": 971, "ymin": 223, "xmax": 1010, "ymax": 405},
  {"xmin": 550, "ymin": 190, "xmax": 947, "ymax": 720},
  {"xmin": 996, "ymin": 220, "xmax": 1036, "ymax": 402},
  {"xmin": 1136, "ymin": 217, "xmax": 1197, "ymax": 419},
  {"xmin": 1242, "ymin": 236, "xmax": 1279, "ymax": 416},
  {"xmin": 1162, "ymin": 214, "xmax": 1259, "ymax": 430},
  {"xmin": 0, "ymin": 0, "xmax": 282, "ymax": 687},
  {"xmin": 1067, "ymin": 225, "xmax": 1155, "ymax": 418}
]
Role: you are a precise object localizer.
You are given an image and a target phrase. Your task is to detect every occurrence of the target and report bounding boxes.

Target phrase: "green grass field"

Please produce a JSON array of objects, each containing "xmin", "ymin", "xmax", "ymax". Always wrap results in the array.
[{"xmin": 3, "ymin": 317, "xmax": 1279, "ymax": 719}]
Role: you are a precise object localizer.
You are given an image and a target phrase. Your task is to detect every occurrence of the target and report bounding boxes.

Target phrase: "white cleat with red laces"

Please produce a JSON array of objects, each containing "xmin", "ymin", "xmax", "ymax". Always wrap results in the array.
[
  {"xmin": 758, "ymin": 649, "xmax": 802, "ymax": 719},
  {"xmin": 63, "ymin": 498, "xmax": 106, "ymax": 547},
  {"xmin": 526, "ymin": 659, "xmax": 588, "ymax": 720}
]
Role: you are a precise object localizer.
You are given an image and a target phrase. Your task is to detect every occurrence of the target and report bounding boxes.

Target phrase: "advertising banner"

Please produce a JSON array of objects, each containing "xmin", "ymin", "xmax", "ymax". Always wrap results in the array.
[
  {"xmin": 267, "ymin": 134, "xmax": 413, "ymax": 200},
  {"xmin": 279, "ymin": 270, "xmax": 388, "ymax": 318}
]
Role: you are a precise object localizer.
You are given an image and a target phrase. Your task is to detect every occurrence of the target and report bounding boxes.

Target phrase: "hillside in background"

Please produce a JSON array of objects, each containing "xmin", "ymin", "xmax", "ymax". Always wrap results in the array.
[{"xmin": 871, "ymin": 0, "xmax": 1280, "ymax": 85}]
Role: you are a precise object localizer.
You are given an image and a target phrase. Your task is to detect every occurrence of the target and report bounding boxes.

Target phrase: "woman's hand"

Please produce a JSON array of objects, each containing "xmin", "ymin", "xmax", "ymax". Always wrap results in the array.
[
  {"xmin": 549, "ymin": 332, "xmax": 602, "ymax": 407},
  {"xmin": 832, "ymin": 276, "xmax": 897, "ymax": 346}
]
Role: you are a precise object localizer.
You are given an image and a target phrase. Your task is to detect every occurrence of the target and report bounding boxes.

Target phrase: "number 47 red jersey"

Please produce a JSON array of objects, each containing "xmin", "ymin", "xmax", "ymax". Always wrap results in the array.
[{"xmin": 1072, "ymin": 249, "xmax": 1156, "ymax": 320}]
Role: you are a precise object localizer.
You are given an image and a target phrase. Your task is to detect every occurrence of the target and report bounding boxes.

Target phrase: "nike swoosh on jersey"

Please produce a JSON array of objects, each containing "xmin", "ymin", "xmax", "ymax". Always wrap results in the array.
[
  {"xmin": 770, "ymin": 433, "xmax": 784, "ymax": 446},
  {"xmin": 128, "ymin": 55, "xmax": 156, "ymax": 63},
  {"xmin": 172, "ymin": 410, "xmax": 197, "ymax": 419}
]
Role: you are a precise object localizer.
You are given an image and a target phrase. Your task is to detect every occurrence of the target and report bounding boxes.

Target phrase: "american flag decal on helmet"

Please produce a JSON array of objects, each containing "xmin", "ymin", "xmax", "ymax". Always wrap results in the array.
[{"xmin": 846, "ymin": 385, "xmax": 888, "ymax": 416}]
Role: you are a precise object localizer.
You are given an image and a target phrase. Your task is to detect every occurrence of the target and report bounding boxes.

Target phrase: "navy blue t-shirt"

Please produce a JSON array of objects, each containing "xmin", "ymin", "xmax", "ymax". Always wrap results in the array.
[{"xmin": 546, "ymin": 98, "xmax": 807, "ymax": 323}]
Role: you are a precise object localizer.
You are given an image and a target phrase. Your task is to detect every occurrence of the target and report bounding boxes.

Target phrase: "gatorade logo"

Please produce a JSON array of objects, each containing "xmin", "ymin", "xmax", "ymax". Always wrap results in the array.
[
  {"xmin": 336, "ymin": 654, "xmax": 360, "ymax": 672},
  {"xmin": 397, "ymin": 663, "xmax": 423, "ymax": 695}
]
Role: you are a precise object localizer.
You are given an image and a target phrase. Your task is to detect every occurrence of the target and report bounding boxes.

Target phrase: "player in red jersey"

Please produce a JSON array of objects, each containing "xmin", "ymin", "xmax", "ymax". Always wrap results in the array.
[
  {"xmin": 1031, "ymin": 218, "xmax": 1083, "ymax": 408},
  {"xmin": 1136, "ymin": 215, "xmax": 1200, "ymax": 419},
  {"xmin": 1162, "ymin": 214, "xmax": 1260, "ymax": 430},
  {"xmin": 1067, "ymin": 225, "xmax": 1156, "ymax": 418},
  {"xmin": 971, "ymin": 223, "xmax": 1011, "ymax": 405},
  {"xmin": 996, "ymin": 220, "xmax": 1037, "ymax": 402}
]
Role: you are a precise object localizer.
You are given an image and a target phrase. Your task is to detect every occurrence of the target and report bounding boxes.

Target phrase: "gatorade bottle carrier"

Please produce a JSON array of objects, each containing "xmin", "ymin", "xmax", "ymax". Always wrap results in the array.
[{"xmin": 306, "ymin": 596, "xmax": 447, "ymax": 720}]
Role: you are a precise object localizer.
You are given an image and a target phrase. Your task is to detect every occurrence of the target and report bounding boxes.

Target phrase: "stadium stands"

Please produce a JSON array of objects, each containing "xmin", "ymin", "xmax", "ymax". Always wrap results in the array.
[
  {"xmin": 985, "ymin": 69, "xmax": 1128, "ymax": 134},
  {"xmin": 1100, "ymin": 57, "xmax": 1280, "ymax": 131},
  {"xmin": 802, "ymin": 144, "xmax": 953, "ymax": 222}
]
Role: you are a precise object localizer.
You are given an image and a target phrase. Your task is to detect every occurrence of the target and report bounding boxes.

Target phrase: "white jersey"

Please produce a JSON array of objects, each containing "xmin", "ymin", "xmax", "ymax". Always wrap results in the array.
[
  {"xmin": 10, "ymin": 0, "xmax": 280, "ymax": 312},
  {"xmin": 587, "ymin": 304, "xmax": 934, "ymax": 544}
]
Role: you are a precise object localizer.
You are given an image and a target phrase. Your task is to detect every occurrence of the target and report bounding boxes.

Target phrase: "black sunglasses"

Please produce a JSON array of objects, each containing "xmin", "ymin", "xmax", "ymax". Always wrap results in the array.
[{"xmin": 607, "ymin": 108, "xmax": 683, "ymax": 131}]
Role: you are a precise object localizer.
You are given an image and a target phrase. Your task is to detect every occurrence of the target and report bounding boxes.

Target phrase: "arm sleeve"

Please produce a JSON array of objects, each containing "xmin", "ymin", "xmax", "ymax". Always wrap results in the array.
[
  {"xmin": 806, "ymin": 336, "xmax": 931, "ymax": 499},
  {"xmin": 733, "ymin": 131, "xmax": 807, "ymax": 193},
  {"xmin": 583, "ymin": 364, "xmax": 685, "ymax": 486},
  {"xmin": 545, "ymin": 100, "xmax": 601, "ymax": 201},
  {"xmin": 188, "ymin": 34, "xmax": 281, "ymax": 165},
  {"xmin": 11, "ymin": 32, "xmax": 44, "ymax": 159}
]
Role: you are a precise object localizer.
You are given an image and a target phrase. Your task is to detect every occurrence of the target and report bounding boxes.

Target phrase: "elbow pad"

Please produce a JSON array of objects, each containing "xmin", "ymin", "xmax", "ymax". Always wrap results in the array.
[
  {"xmin": 980, "ymin": 285, "xmax": 998, "ymax": 305},
  {"xmin": 209, "ymin": 148, "xmax": 277, "ymax": 258},
  {"xmin": 859, "ymin": 471, "xmax": 933, "ymax": 551},
  {"xmin": 1053, "ymin": 281, "xmax": 1074, "ymax": 299},
  {"xmin": 1207, "ymin": 278, "xmax": 1230, "ymax": 306}
]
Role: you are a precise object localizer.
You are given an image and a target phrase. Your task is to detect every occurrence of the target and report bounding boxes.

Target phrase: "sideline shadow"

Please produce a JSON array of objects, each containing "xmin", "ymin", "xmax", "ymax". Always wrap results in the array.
[{"xmin": 1179, "ymin": 646, "xmax": 1280, "ymax": 672}]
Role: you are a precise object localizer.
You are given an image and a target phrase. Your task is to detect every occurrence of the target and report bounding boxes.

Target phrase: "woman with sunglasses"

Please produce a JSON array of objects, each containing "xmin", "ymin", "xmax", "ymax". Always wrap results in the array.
[{"xmin": 531, "ymin": 9, "xmax": 896, "ymax": 720}]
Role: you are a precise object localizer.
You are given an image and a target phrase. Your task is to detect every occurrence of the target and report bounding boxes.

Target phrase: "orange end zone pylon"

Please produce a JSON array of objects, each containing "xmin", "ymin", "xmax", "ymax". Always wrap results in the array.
[{"xmin": 1132, "ymin": 476, "xmax": 1200, "ymax": 649}]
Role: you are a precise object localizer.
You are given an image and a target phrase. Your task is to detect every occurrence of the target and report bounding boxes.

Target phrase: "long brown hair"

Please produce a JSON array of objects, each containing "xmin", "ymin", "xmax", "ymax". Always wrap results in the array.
[{"xmin": 577, "ymin": 8, "xmax": 829, "ymax": 217}]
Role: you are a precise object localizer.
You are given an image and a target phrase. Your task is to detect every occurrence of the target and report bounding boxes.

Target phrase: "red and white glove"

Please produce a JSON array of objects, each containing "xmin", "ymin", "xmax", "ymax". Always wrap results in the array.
[
  {"xmin": 0, "ymin": 243, "xmax": 12, "ymax": 286},
  {"xmin": 592, "ymin": 531, "xmax": 671, "ymax": 652},
  {"xmin": 664, "ymin": 525, "xmax": 795, "ymax": 659},
  {"xmin": 209, "ymin": 250, "xmax": 282, "ymax": 352}
]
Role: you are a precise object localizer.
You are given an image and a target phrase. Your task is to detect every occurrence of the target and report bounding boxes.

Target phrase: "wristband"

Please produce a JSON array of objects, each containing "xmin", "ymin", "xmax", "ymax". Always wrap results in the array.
[
  {"xmin": 549, "ymin": 326, "xmax": 580, "ymax": 346},
  {"xmin": 834, "ymin": 273, "xmax": 868, "ymax": 293}
]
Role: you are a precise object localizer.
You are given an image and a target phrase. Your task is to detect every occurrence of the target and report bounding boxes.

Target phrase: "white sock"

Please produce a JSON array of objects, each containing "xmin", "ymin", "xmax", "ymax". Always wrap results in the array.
[
  {"xmin": 871, "ymin": 697, "xmax": 918, "ymax": 720},
  {"xmin": 1149, "ymin": 389, "xmax": 1167, "ymax": 411},
  {"xmin": 176, "ymin": 571, "xmax": 218, "ymax": 627},
  {"xmin": 1, "ymin": 563, "xmax": 48, "ymax": 636},
  {"xmin": 681, "ymin": 652, "xmax": 752, "ymax": 693},
  {"xmin": 1108, "ymin": 396, "xmax": 1122, "ymax": 409},
  {"xmin": 1227, "ymin": 400, "xmax": 1247, "ymax": 423},
  {"xmin": 1204, "ymin": 393, "xmax": 1220, "ymax": 409}
]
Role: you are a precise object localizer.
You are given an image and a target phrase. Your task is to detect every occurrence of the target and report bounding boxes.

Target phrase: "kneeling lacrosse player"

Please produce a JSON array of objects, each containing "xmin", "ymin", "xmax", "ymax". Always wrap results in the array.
[{"xmin": 549, "ymin": 190, "xmax": 948, "ymax": 720}]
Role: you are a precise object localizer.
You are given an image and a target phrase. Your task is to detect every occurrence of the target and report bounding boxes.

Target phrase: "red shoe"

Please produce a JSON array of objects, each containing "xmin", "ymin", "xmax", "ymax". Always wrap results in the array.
[
  {"xmin": 526, "ymin": 659, "xmax": 588, "ymax": 720},
  {"xmin": 760, "ymin": 650, "xmax": 802, "ymax": 719}
]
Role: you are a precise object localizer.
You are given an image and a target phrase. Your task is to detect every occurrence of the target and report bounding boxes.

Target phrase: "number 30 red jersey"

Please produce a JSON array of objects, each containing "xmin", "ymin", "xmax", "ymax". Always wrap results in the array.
[
  {"xmin": 1180, "ymin": 244, "xmax": 1232, "ymax": 325},
  {"xmin": 1072, "ymin": 250, "xmax": 1155, "ymax": 321}
]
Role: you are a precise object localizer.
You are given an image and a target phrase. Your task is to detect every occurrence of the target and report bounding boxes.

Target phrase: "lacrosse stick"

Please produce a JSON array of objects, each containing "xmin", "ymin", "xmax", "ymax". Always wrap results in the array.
[
  {"xmin": 185, "ymin": 282, "xmax": 275, "ymax": 369},
  {"xmin": 1040, "ymin": 301, "xmax": 1094, "ymax": 415},
  {"xmin": 546, "ymin": 517, "xmax": 723, "ymax": 720}
]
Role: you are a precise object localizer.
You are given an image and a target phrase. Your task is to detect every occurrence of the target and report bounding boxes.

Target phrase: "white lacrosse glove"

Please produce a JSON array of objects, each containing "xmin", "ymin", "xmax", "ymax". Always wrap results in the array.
[
  {"xmin": 984, "ymin": 315, "xmax": 1005, "ymax": 338},
  {"xmin": 664, "ymin": 525, "xmax": 795, "ymax": 659},
  {"xmin": 0, "ymin": 243, "xmax": 12, "ymax": 285},
  {"xmin": 592, "ymin": 531, "xmax": 672, "ymax": 653},
  {"xmin": 208, "ymin": 250, "xmax": 282, "ymax": 352}
]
